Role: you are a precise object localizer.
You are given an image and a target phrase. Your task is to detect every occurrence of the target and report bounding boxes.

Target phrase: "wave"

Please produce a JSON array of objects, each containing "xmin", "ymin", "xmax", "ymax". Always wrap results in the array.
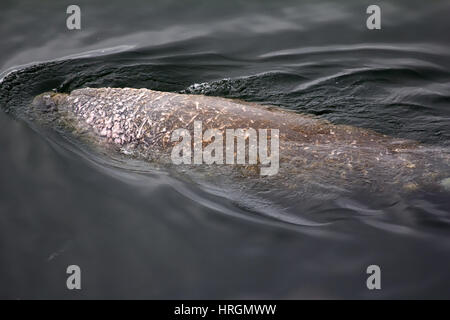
[{"xmin": 1, "ymin": 46, "xmax": 450, "ymax": 235}]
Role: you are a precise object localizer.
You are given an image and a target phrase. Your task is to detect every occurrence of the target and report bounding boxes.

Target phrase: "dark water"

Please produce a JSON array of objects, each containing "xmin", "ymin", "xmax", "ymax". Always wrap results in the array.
[{"xmin": 1, "ymin": 0, "xmax": 450, "ymax": 299}]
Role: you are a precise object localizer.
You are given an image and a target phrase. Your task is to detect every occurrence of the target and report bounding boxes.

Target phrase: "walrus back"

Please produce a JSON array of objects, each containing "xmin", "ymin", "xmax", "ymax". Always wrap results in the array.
[{"xmin": 31, "ymin": 87, "xmax": 450, "ymax": 203}]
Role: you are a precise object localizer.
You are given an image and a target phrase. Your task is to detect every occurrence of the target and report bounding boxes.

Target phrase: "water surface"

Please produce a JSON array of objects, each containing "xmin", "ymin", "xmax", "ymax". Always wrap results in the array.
[{"xmin": 1, "ymin": 0, "xmax": 450, "ymax": 299}]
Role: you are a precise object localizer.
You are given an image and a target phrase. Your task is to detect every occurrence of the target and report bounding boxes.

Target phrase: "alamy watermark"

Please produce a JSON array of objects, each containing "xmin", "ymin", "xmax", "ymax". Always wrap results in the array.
[
  {"xmin": 66, "ymin": 265, "xmax": 81, "ymax": 290},
  {"xmin": 366, "ymin": 264, "xmax": 381, "ymax": 290},
  {"xmin": 366, "ymin": 5, "xmax": 381, "ymax": 30},
  {"xmin": 66, "ymin": 5, "xmax": 81, "ymax": 30},
  {"xmin": 170, "ymin": 121, "xmax": 279, "ymax": 176}
]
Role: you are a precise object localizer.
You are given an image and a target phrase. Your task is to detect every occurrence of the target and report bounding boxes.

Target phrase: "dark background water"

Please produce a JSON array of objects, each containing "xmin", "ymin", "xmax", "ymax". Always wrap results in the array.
[{"xmin": 1, "ymin": 0, "xmax": 450, "ymax": 299}]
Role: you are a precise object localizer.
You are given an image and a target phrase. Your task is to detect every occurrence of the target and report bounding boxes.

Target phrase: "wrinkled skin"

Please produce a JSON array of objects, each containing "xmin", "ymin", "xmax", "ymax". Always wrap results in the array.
[{"xmin": 31, "ymin": 87, "xmax": 450, "ymax": 211}]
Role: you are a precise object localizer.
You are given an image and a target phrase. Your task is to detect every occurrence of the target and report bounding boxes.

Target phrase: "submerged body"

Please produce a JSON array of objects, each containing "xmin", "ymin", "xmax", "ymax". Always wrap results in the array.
[{"xmin": 32, "ymin": 87, "xmax": 450, "ymax": 209}]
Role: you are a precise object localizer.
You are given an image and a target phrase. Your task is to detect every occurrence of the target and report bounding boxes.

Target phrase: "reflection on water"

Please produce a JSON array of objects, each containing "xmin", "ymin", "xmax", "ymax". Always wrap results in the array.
[{"xmin": 0, "ymin": 0, "xmax": 450, "ymax": 299}]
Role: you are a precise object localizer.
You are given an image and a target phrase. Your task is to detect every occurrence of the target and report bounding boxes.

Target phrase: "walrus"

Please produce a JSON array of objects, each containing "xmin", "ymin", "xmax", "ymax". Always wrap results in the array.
[{"xmin": 31, "ymin": 87, "xmax": 450, "ymax": 215}]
